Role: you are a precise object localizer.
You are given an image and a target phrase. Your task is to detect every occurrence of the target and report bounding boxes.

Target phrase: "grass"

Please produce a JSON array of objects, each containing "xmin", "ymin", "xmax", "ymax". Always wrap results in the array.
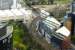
[{"xmin": 13, "ymin": 22, "xmax": 28, "ymax": 50}]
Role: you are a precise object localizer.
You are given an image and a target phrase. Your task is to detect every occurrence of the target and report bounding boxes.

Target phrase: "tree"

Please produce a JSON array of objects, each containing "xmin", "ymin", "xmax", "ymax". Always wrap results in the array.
[{"xmin": 48, "ymin": 0, "xmax": 54, "ymax": 4}]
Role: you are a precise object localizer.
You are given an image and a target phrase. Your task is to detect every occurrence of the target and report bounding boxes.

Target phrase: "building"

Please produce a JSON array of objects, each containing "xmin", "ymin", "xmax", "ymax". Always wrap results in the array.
[
  {"xmin": 0, "ymin": 0, "xmax": 13, "ymax": 10},
  {"xmin": 0, "ymin": 0, "xmax": 14, "ymax": 10},
  {"xmin": 52, "ymin": 25, "xmax": 69, "ymax": 49},
  {"xmin": 0, "ymin": 21, "xmax": 13, "ymax": 50},
  {"xmin": 37, "ymin": 15, "xmax": 71, "ymax": 49},
  {"xmin": 37, "ymin": 16, "xmax": 62, "ymax": 49},
  {"xmin": 38, "ymin": 16, "xmax": 61, "ymax": 43},
  {"xmin": 0, "ymin": 0, "xmax": 21, "ymax": 10}
]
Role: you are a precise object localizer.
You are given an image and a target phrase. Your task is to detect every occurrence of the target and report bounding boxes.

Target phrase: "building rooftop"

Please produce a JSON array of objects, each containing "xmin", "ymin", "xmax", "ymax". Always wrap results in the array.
[
  {"xmin": 42, "ymin": 17, "xmax": 61, "ymax": 30},
  {"xmin": 0, "ymin": 8, "xmax": 30, "ymax": 21},
  {"xmin": 41, "ymin": 16, "xmax": 70, "ymax": 40},
  {"xmin": 56, "ymin": 26, "xmax": 70, "ymax": 37}
]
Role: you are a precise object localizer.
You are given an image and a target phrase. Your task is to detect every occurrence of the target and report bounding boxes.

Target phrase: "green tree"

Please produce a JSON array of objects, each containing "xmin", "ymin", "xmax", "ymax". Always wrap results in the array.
[{"xmin": 49, "ymin": 0, "xmax": 54, "ymax": 4}]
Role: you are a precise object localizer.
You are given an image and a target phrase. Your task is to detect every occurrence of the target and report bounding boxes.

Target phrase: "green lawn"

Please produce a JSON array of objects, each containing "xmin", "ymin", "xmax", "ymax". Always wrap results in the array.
[{"xmin": 13, "ymin": 22, "xmax": 28, "ymax": 50}]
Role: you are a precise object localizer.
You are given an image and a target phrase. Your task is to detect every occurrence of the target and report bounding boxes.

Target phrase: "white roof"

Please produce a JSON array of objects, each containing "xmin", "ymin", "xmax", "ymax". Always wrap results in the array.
[
  {"xmin": 46, "ymin": 17, "xmax": 60, "ymax": 26},
  {"xmin": 0, "ymin": 10, "xmax": 6, "ymax": 17},
  {"xmin": 43, "ymin": 17, "xmax": 61, "ymax": 30},
  {"xmin": 4, "ymin": 10, "xmax": 14, "ymax": 17},
  {"xmin": 11, "ymin": 9, "xmax": 23, "ymax": 16},
  {"xmin": 0, "ymin": 8, "xmax": 31, "ymax": 17},
  {"xmin": 0, "ymin": 23, "xmax": 7, "ymax": 28},
  {"xmin": 19, "ymin": 8, "xmax": 32, "ymax": 15},
  {"xmin": 0, "ymin": 26, "xmax": 13, "ymax": 40},
  {"xmin": 19, "ymin": 8, "xmax": 27, "ymax": 14},
  {"xmin": 0, "ymin": 8, "xmax": 32, "ymax": 22},
  {"xmin": 56, "ymin": 26, "xmax": 70, "ymax": 37},
  {"xmin": 0, "ymin": 8, "xmax": 28, "ymax": 21},
  {"xmin": 40, "ymin": 10, "xmax": 50, "ymax": 18},
  {"xmin": 41, "ymin": 10, "xmax": 49, "ymax": 15},
  {"xmin": 0, "ymin": 9, "xmax": 26, "ymax": 17}
]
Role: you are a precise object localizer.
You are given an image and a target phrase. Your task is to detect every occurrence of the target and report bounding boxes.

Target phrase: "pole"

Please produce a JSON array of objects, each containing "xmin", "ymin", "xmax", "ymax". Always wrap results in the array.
[{"xmin": 70, "ymin": 0, "xmax": 75, "ymax": 44}]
